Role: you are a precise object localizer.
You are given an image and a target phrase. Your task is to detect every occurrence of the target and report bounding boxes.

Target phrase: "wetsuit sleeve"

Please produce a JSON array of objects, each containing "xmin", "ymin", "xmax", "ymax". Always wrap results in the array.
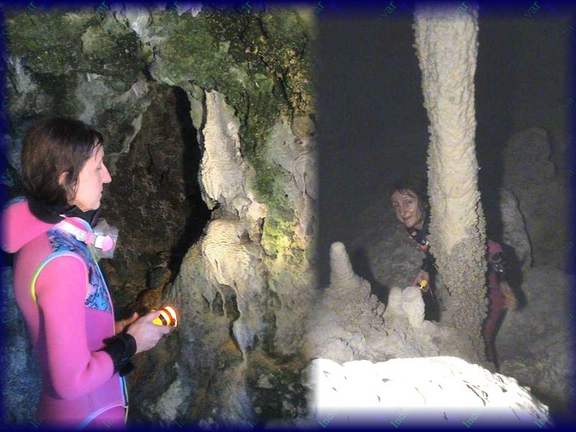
[{"xmin": 35, "ymin": 255, "xmax": 115, "ymax": 400}]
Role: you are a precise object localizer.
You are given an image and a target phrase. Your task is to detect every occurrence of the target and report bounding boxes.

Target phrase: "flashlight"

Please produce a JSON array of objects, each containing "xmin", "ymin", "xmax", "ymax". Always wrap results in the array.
[
  {"xmin": 152, "ymin": 306, "xmax": 178, "ymax": 327},
  {"xmin": 418, "ymin": 279, "xmax": 429, "ymax": 292}
]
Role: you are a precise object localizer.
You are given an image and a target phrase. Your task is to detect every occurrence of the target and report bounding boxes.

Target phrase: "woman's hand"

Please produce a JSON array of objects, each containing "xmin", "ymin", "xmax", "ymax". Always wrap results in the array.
[
  {"xmin": 115, "ymin": 312, "xmax": 139, "ymax": 334},
  {"xmin": 413, "ymin": 270, "xmax": 430, "ymax": 290},
  {"xmin": 126, "ymin": 310, "xmax": 172, "ymax": 354},
  {"xmin": 500, "ymin": 281, "xmax": 518, "ymax": 310}
]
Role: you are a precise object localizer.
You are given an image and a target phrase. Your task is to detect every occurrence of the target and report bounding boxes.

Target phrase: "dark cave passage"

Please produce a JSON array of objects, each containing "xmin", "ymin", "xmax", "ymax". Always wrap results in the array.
[
  {"xmin": 101, "ymin": 83, "xmax": 211, "ymax": 316},
  {"xmin": 169, "ymin": 86, "xmax": 211, "ymax": 278}
]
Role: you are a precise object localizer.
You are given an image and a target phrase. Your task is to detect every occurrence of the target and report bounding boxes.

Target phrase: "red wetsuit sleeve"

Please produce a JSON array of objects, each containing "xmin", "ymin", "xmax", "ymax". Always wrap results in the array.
[{"xmin": 35, "ymin": 255, "xmax": 115, "ymax": 400}]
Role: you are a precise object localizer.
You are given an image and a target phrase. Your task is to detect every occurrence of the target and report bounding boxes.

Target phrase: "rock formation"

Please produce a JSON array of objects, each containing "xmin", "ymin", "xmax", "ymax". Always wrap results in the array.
[
  {"xmin": 497, "ymin": 265, "xmax": 574, "ymax": 415},
  {"xmin": 306, "ymin": 242, "xmax": 477, "ymax": 364},
  {"xmin": 306, "ymin": 357, "xmax": 550, "ymax": 427},
  {"xmin": 502, "ymin": 128, "xmax": 569, "ymax": 269},
  {"xmin": 499, "ymin": 188, "xmax": 532, "ymax": 271},
  {"xmin": 2, "ymin": 4, "xmax": 572, "ymax": 427},
  {"xmin": 414, "ymin": 5, "xmax": 487, "ymax": 359},
  {"xmin": 0, "ymin": 268, "xmax": 41, "ymax": 424}
]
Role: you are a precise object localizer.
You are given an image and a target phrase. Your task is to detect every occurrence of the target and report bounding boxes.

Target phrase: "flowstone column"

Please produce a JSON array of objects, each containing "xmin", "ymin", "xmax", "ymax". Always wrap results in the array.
[{"xmin": 414, "ymin": 5, "xmax": 487, "ymax": 360}]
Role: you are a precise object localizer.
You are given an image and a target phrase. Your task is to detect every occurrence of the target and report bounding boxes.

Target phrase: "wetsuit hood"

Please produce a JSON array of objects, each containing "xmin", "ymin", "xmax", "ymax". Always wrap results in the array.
[
  {"xmin": 2, "ymin": 198, "xmax": 57, "ymax": 254},
  {"xmin": 1, "ymin": 198, "xmax": 99, "ymax": 254}
]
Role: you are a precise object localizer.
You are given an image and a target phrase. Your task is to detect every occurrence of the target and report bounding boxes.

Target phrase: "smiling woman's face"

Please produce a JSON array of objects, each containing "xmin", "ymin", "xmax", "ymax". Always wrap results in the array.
[{"xmin": 391, "ymin": 189, "xmax": 425, "ymax": 230}]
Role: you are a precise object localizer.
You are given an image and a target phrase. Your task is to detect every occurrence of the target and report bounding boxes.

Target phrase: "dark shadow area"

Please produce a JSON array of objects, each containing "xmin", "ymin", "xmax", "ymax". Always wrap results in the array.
[
  {"xmin": 476, "ymin": 17, "xmax": 516, "ymax": 242},
  {"xmin": 315, "ymin": 14, "xmax": 428, "ymax": 287},
  {"xmin": 530, "ymin": 387, "xmax": 572, "ymax": 423},
  {"xmin": 169, "ymin": 86, "xmax": 211, "ymax": 279},
  {"xmin": 99, "ymin": 83, "xmax": 211, "ymax": 317},
  {"xmin": 501, "ymin": 243, "xmax": 527, "ymax": 309}
]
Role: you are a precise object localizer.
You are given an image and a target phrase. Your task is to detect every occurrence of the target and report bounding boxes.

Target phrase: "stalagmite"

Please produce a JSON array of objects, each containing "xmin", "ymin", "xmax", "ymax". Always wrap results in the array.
[
  {"xmin": 306, "ymin": 242, "xmax": 478, "ymax": 363},
  {"xmin": 414, "ymin": 5, "xmax": 487, "ymax": 359}
]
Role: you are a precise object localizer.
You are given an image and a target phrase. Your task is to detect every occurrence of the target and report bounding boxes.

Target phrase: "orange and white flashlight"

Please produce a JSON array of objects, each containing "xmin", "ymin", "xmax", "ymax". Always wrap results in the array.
[
  {"xmin": 418, "ymin": 279, "xmax": 429, "ymax": 292},
  {"xmin": 152, "ymin": 306, "xmax": 178, "ymax": 327}
]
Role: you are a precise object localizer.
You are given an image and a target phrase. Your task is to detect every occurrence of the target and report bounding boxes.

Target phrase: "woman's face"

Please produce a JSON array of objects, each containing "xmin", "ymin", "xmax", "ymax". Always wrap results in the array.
[
  {"xmin": 391, "ymin": 189, "xmax": 424, "ymax": 230},
  {"xmin": 68, "ymin": 146, "xmax": 112, "ymax": 212}
]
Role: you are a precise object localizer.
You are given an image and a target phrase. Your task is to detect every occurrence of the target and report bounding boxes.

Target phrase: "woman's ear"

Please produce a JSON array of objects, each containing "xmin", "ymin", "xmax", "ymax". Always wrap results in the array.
[
  {"xmin": 57, "ymin": 171, "xmax": 68, "ymax": 187},
  {"xmin": 58, "ymin": 171, "xmax": 75, "ymax": 202}
]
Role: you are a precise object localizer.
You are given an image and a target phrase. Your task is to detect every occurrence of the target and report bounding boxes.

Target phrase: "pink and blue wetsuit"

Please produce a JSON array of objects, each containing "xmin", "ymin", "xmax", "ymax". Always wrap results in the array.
[{"xmin": 2, "ymin": 198, "xmax": 127, "ymax": 428}]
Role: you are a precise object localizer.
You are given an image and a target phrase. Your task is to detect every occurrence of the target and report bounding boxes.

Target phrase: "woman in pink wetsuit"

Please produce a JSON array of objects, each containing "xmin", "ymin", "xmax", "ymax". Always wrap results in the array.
[
  {"xmin": 389, "ymin": 177, "xmax": 517, "ymax": 366},
  {"xmin": 2, "ymin": 118, "xmax": 172, "ymax": 428}
]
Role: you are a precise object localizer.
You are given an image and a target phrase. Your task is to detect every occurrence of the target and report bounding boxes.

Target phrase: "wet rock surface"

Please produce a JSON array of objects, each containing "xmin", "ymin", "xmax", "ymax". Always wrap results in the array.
[
  {"xmin": 247, "ymin": 352, "xmax": 308, "ymax": 425},
  {"xmin": 497, "ymin": 265, "xmax": 574, "ymax": 418},
  {"xmin": 4, "ymin": 6, "xmax": 571, "ymax": 428}
]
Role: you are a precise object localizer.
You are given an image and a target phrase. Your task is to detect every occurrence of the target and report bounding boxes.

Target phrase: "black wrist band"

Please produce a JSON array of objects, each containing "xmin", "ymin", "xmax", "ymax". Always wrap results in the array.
[{"xmin": 100, "ymin": 332, "xmax": 137, "ymax": 375}]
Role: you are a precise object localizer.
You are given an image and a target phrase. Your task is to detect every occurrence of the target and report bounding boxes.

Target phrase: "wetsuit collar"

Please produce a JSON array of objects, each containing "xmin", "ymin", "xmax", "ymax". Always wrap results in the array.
[{"xmin": 407, "ymin": 213, "xmax": 430, "ymax": 248}]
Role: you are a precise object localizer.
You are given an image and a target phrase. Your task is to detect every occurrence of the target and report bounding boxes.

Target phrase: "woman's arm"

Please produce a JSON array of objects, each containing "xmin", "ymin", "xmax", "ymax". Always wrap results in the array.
[{"xmin": 36, "ymin": 255, "xmax": 115, "ymax": 400}]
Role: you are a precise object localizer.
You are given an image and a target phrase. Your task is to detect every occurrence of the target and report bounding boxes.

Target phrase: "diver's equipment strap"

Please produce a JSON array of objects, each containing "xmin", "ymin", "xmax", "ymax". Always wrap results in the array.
[{"xmin": 56, "ymin": 220, "xmax": 114, "ymax": 252}]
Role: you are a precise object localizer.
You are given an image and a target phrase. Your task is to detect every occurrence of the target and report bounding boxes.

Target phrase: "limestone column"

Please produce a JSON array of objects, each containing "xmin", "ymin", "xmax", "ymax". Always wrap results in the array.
[{"xmin": 414, "ymin": 5, "xmax": 487, "ymax": 360}]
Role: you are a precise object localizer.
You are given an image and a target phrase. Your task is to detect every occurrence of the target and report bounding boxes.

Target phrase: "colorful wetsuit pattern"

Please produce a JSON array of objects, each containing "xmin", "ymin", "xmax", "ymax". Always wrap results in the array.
[{"xmin": 47, "ymin": 228, "xmax": 111, "ymax": 313}]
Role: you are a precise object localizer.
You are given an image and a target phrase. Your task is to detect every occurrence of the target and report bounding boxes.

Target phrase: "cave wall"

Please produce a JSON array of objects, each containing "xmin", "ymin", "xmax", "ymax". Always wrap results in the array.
[
  {"xmin": 2, "ymin": 5, "xmax": 317, "ymax": 425},
  {"xmin": 99, "ymin": 84, "xmax": 209, "ymax": 314}
]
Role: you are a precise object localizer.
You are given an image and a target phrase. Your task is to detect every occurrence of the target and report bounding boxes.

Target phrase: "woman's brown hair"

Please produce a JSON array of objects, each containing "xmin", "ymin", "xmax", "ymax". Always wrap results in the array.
[
  {"xmin": 21, "ymin": 117, "xmax": 103, "ymax": 208},
  {"xmin": 389, "ymin": 176, "xmax": 428, "ymax": 202},
  {"xmin": 390, "ymin": 176, "xmax": 430, "ymax": 213}
]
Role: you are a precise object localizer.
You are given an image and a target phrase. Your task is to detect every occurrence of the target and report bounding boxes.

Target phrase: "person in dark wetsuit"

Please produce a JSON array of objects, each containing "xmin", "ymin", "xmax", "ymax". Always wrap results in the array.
[{"xmin": 389, "ymin": 177, "xmax": 517, "ymax": 365}]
